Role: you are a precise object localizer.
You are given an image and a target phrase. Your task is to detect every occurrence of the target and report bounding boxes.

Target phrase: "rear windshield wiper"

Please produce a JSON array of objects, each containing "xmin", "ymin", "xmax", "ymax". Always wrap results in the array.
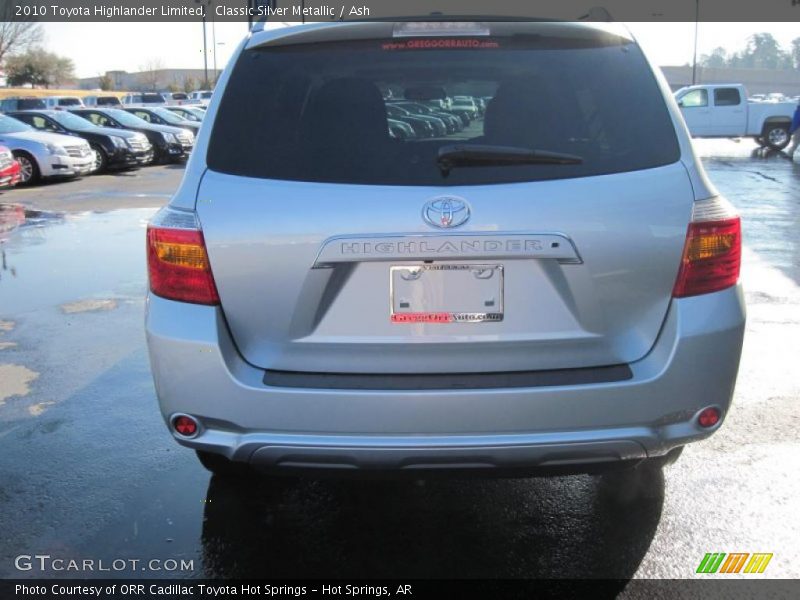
[{"xmin": 436, "ymin": 144, "xmax": 583, "ymax": 177}]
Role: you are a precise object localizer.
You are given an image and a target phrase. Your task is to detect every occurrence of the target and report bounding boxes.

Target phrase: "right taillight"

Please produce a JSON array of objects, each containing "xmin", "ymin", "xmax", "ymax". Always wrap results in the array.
[
  {"xmin": 672, "ymin": 196, "xmax": 741, "ymax": 298},
  {"xmin": 147, "ymin": 207, "xmax": 220, "ymax": 305}
]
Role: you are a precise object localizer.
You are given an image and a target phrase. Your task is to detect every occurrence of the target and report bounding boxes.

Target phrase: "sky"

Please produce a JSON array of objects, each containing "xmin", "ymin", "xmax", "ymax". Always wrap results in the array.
[{"xmin": 39, "ymin": 21, "xmax": 800, "ymax": 79}]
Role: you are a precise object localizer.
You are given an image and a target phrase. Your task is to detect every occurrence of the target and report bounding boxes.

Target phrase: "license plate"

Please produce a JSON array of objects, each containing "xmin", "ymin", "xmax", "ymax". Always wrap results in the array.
[{"xmin": 390, "ymin": 264, "xmax": 503, "ymax": 323}]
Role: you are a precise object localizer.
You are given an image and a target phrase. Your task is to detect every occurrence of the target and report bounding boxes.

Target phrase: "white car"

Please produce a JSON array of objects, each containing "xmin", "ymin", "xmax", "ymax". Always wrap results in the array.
[
  {"xmin": 0, "ymin": 114, "xmax": 94, "ymax": 185},
  {"xmin": 188, "ymin": 90, "xmax": 213, "ymax": 102},
  {"xmin": 43, "ymin": 96, "xmax": 85, "ymax": 109}
]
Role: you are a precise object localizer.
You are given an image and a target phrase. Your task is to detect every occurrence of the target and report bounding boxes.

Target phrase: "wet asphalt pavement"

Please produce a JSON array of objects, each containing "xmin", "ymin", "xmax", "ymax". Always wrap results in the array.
[{"xmin": 0, "ymin": 142, "xmax": 798, "ymax": 581}]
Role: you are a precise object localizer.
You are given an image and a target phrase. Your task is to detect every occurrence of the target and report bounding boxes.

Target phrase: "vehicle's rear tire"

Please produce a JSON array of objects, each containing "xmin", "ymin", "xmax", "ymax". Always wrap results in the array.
[
  {"xmin": 763, "ymin": 123, "xmax": 791, "ymax": 150},
  {"xmin": 90, "ymin": 144, "xmax": 108, "ymax": 173},
  {"xmin": 596, "ymin": 460, "xmax": 665, "ymax": 505},
  {"xmin": 13, "ymin": 151, "xmax": 40, "ymax": 186},
  {"xmin": 196, "ymin": 450, "xmax": 253, "ymax": 478},
  {"xmin": 658, "ymin": 445, "xmax": 684, "ymax": 466},
  {"xmin": 595, "ymin": 447, "xmax": 682, "ymax": 504}
]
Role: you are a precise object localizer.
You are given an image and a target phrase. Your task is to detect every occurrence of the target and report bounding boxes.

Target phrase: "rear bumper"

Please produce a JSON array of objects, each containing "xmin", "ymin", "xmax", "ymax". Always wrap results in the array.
[{"xmin": 145, "ymin": 285, "xmax": 746, "ymax": 473}]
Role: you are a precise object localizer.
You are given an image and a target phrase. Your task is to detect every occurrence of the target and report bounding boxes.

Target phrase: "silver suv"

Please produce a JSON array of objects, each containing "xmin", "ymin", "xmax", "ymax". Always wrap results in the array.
[{"xmin": 145, "ymin": 21, "xmax": 745, "ymax": 477}]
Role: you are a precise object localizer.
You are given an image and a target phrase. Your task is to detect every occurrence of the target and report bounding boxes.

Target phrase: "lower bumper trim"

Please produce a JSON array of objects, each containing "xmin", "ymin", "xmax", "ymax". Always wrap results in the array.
[{"xmin": 263, "ymin": 364, "xmax": 633, "ymax": 390}]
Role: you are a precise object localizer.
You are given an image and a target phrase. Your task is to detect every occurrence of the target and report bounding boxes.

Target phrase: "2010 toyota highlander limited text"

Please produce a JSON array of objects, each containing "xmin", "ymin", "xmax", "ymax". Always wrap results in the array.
[{"xmin": 145, "ymin": 20, "xmax": 746, "ymax": 479}]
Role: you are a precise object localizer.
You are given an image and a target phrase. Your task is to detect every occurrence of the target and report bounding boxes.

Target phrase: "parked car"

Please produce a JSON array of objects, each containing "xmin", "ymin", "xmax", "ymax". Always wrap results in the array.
[
  {"xmin": 121, "ymin": 92, "xmax": 167, "ymax": 106},
  {"xmin": 0, "ymin": 145, "xmax": 21, "ymax": 189},
  {"xmin": 451, "ymin": 96, "xmax": 480, "ymax": 119},
  {"xmin": 84, "ymin": 95, "xmax": 123, "ymax": 108},
  {"xmin": 0, "ymin": 97, "xmax": 47, "ymax": 112},
  {"xmin": 43, "ymin": 96, "xmax": 85, "ymax": 109},
  {"xmin": 165, "ymin": 92, "xmax": 189, "ymax": 105},
  {"xmin": 165, "ymin": 106, "xmax": 206, "ymax": 122},
  {"xmin": 0, "ymin": 114, "xmax": 93, "ymax": 185},
  {"xmin": 122, "ymin": 106, "xmax": 201, "ymax": 136},
  {"xmin": 393, "ymin": 101, "xmax": 462, "ymax": 134},
  {"xmin": 675, "ymin": 84, "xmax": 795, "ymax": 149},
  {"xmin": 71, "ymin": 108, "xmax": 193, "ymax": 163},
  {"xmin": 9, "ymin": 110, "xmax": 153, "ymax": 172},
  {"xmin": 384, "ymin": 104, "xmax": 435, "ymax": 137},
  {"xmin": 146, "ymin": 20, "xmax": 745, "ymax": 480},
  {"xmin": 387, "ymin": 117, "xmax": 415, "ymax": 140},
  {"xmin": 388, "ymin": 103, "xmax": 447, "ymax": 136},
  {"xmin": 188, "ymin": 90, "xmax": 214, "ymax": 103}
]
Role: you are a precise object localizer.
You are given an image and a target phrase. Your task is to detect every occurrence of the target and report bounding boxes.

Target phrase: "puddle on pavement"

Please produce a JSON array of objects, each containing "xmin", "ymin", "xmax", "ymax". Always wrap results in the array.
[
  {"xmin": 61, "ymin": 299, "xmax": 118, "ymax": 314},
  {"xmin": 0, "ymin": 364, "xmax": 39, "ymax": 404},
  {"xmin": 28, "ymin": 400, "xmax": 55, "ymax": 416},
  {"xmin": 0, "ymin": 204, "xmax": 157, "ymax": 315}
]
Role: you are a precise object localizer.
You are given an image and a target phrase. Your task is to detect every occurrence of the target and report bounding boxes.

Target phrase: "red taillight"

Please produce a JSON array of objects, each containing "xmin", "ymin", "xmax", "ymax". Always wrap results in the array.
[
  {"xmin": 172, "ymin": 415, "xmax": 198, "ymax": 436},
  {"xmin": 672, "ymin": 199, "xmax": 741, "ymax": 298},
  {"xmin": 147, "ymin": 226, "xmax": 220, "ymax": 305}
]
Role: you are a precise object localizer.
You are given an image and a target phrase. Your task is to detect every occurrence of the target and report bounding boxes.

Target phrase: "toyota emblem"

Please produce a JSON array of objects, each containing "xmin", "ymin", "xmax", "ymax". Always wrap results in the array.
[{"xmin": 422, "ymin": 196, "xmax": 471, "ymax": 229}]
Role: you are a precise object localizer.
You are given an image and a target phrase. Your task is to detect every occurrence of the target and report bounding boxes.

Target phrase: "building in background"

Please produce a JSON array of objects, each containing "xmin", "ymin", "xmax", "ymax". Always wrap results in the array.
[
  {"xmin": 65, "ymin": 66, "xmax": 800, "ymax": 97},
  {"xmin": 661, "ymin": 66, "xmax": 800, "ymax": 96},
  {"xmin": 77, "ymin": 68, "xmax": 222, "ymax": 91}
]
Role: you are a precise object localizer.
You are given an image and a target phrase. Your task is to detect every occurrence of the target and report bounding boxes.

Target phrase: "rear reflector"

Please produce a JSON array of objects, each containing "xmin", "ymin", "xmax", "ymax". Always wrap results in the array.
[
  {"xmin": 697, "ymin": 407, "xmax": 721, "ymax": 428},
  {"xmin": 672, "ymin": 197, "xmax": 741, "ymax": 298},
  {"xmin": 172, "ymin": 415, "xmax": 199, "ymax": 437},
  {"xmin": 147, "ymin": 208, "xmax": 219, "ymax": 305}
]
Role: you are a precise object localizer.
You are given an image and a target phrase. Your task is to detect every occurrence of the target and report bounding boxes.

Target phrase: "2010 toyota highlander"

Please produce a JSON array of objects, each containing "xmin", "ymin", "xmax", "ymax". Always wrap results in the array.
[{"xmin": 145, "ymin": 20, "xmax": 746, "ymax": 478}]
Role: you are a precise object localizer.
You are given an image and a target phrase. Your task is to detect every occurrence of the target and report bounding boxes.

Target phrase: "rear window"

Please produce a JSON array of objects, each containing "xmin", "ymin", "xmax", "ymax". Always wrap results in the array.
[
  {"xmin": 18, "ymin": 98, "xmax": 47, "ymax": 110},
  {"xmin": 208, "ymin": 32, "xmax": 680, "ymax": 186},
  {"xmin": 714, "ymin": 88, "xmax": 741, "ymax": 106}
]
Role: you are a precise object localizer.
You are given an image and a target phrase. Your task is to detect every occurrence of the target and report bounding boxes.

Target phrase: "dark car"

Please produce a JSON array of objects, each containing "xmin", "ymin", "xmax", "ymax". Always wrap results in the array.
[
  {"xmin": 384, "ymin": 104, "xmax": 435, "ymax": 138},
  {"xmin": 70, "ymin": 108, "xmax": 194, "ymax": 163},
  {"xmin": 9, "ymin": 110, "xmax": 153, "ymax": 172},
  {"xmin": 387, "ymin": 102, "xmax": 448, "ymax": 136},
  {"xmin": 0, "ymin": 97, "xmax": 47, "ymax": 112},
  {"xmin": 394, "ymin": 101, "xmax": 462, "ymax": 134},
  {"xmin": 122, "ymin": 107, "xmax": 201, "ymax": 136}
]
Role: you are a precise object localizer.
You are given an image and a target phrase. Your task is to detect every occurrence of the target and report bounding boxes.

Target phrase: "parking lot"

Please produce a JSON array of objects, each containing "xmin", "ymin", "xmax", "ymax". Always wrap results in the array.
[{"xmin": 0, "ymin": 141, "xmax": 798, "ymax": 580}]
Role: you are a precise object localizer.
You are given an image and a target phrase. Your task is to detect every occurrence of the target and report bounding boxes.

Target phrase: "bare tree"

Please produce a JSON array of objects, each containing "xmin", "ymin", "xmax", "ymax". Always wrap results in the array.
[
  {"xmin": 98, "ymin": 73, "xmax": 114, "ymax": 91},
  {"xmin": 183, "ymin": 76, "xmax": 198, "ymax": 93},
  {"xmin": 138, "ymin": 57, "xmax": 165, "ymax": 91},
  {"xmin": 0, "ymin": 4, "xmax": 44, "ymax": 66}
]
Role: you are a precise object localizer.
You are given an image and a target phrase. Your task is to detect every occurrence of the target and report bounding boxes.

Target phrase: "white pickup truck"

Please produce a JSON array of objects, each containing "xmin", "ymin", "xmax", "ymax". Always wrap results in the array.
[{"xmin": 674, "ymin": 84, "xmax": 796, "ymax": 150}]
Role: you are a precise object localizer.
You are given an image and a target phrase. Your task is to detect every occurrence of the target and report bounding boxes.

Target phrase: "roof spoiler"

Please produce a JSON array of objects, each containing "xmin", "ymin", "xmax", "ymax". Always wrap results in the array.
[{"xmin": 249, "ymin": 2, "xmax": 615, "ymax": 29}]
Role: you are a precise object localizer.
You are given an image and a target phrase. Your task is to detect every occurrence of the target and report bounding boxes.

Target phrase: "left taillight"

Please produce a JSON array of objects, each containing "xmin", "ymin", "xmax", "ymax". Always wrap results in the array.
[
  {"xmin": 672, "ymin": 196, "xmax": 741, "ymax": 298},
  {"xmin": 146, "ymin": 207, "xmax": 219, "ymax": 305}
]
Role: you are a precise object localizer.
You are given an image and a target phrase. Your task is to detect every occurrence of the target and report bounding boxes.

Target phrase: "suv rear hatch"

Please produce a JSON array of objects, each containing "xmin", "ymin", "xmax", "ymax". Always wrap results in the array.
[{"xmin": 197, "ymin": 22, "xmax": 691, "ymax": 374}]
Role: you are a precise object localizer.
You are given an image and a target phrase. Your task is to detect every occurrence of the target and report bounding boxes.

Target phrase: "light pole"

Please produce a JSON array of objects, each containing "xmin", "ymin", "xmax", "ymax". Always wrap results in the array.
[
  {"xmin": 212, "ymin": 10, "xmax": 217, "ymax": 85},
  {"xmin": 691, "ymin": 0, "xmax": 700, "ymax": 85},
  {"xmin": 195, "ymin": 0, "xmax": 213, "ymax": 88}
]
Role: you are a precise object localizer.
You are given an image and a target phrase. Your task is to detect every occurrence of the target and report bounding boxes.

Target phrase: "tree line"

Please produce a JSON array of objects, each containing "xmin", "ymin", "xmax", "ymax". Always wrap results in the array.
[{"xmin": 699, "ymin": 33, "xmax": 800, "ymax": 70}]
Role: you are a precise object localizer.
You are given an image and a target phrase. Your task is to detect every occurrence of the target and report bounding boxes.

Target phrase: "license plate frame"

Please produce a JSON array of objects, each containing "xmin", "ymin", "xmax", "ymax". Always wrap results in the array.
[{"xmin": 390, "ymin": 263, "xmax": 504, "ymax": 323}]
